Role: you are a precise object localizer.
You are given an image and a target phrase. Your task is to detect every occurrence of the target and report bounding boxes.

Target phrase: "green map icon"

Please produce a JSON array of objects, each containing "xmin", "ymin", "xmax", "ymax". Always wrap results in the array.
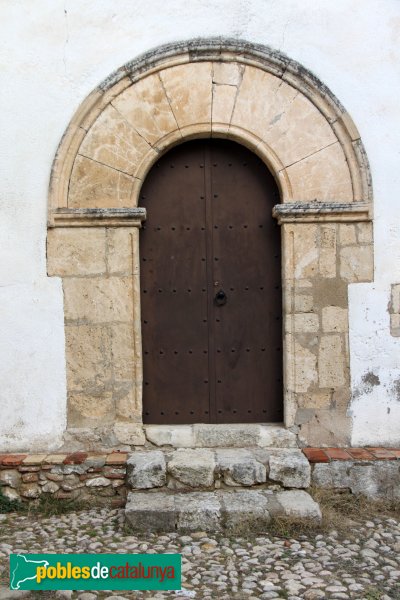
[{"xmin": 10, "ymin": 554, "xmax": 49, "ymax": 589}]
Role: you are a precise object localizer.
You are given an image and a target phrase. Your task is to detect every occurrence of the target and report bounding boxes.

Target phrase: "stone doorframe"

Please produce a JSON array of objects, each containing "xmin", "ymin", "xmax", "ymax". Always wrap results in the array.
[{"xmin": 47, "ymin": 38, "xmax": 373, "ymax": 448}]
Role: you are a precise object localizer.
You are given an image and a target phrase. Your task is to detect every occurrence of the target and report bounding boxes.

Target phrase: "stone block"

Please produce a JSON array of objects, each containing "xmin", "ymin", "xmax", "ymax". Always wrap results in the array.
[
  {"xmin": 212, "ymin": 61, "xmax": 243, "ymax": 85},
  {"xmin": 104, "ymin": 454, "xmax": 127, "ymax": 468},
  {"xmin": 299, "ymin": 409, "xmax": 351, "ymax": 447},
  {"xmin": 145, "ymin": 425, "xmax": 195, "ymax": 447},
  {"xmin": 322, "ymin": 306, "xmax": 348, "ymax": 333},
  {"xmin": 293, "ymin": 225, "xmax": 318, "ymax": 279},
  {"xmin": 68, "ymin": 391, "xmax": 114, "ymax": 427},
  {"xmin": 312, "ymin": 461, "xmax": 352, "ymax": 488},
  {"xmin": 125, "ymin": 492, "xmax": 176, "ymax": 532},
  {"xmin": 272, "ymin": 490, "xmax": 322, "ymax": 522},
  {"xmin": 340, "ymin": 246, "xmax": 373, "ymax": 282},
  {"xmin": 21, "ymin": 473, "xmax": 38, "ymax": 483},
  {"xmin": 357, "ymin": 222, "xmax": 373, "ymax": 244},
  {"xmin": 160, "ymin": 62, "xmax": 212, "ymax": 128},
  {"xmin": 298, "ymin": 391, "xmax": 332, "ymax": 409},
  {"xmin": 43, "ymin": 454, "xmax": 67, "ymax": 465},
  {"xmin": 47, "ymin": 228, "xmax": 106, "ymax": 277},
  {"xmin": 318, "ymin": 335, "xmax": 345, "ymax": 387},
  {"xmin": 113, "ymin": 423, "xmax": 145, "ymax": 446},
  {"xmin": 390, "ymin": 314, "xmax": 400, "ymax": 337},
  {"xmin": 63, "ymin": 277, "xmax": 133, "ymax": 323},
  {"xmin": 231, "ymin": 67, "xmax": 297, "ymax": 157},
  {"xmin": 269, "ymin": 93, "xmax": 337, "ymax": 168},
  {"xmin": 212, "ymin": 84, "xmax": 237, "ymax": 126},
  {"xmin": 106, "ymin": 228, "xmax": 135, "ymax": 275},
  {"xmin": 293, "ymin": 341, "xmax": 318, "ymax": 393},
  {"xmin": 86, "ymin": 455, "xmax": 108, "ymax": 468},
  {"xmin": 286, "ymin": 142, "xmax": 353, "ymax": 202},
  {"xmin": 127, "ymin": 451, "xmax": 166, "ymax": 489},
  {"xmin": 22, "ymin": 454, "xmax": 48, "ymax": 465},
  {"xmin": 268, "ymin": 450, "xmax": 311, "ymax": 488},
  {"xmin": 194, "ymin": 424, "xmax": 260, "ymax": 447},
  {"xmin": 0, "ymin": 470, "xmax": 21, "ymax": 489},
  {"xmin": 42, "ymin": 481, "xmax": 60, "ymax": 494},
  {"xmin": 215, "ymin": 449, "xmax": 266, "ymax": 486},
  {"xmin": 219, "ymin": 490, "xmax": 271, "ymax": 532},
  {"xmin": 1, "ymin": 487, "xmax": 20, "ymax": 502},
  {"xmin": 294, "ymin": 294, "xmax": 314, "ymax": 312},
  {"xmin": 312, "ymin": 461, "xmax": 400, "ymax": 500},
  {"xmin": 85, "ymin": 477, "xmax": 111, "ymax": 487},
  {"xmin": 20, "ymin": 483, "xmax": 41, "ymax": 499},
  {"xmin": 65, "ymin": 325, "xmax": 111, "ymax": 391},
  {"xmin": 294, "ymin": 313, "xmax": 319, "ymax": 333},
  {"xmin": 114, "ymin": 388, "xmax": 141, "ymax": 423},
  {"xmin": 168, "ymin": 449, "xmax": 215, "ymax": 488},
  {"xmin": 69, "ymin": 155, "xmax": 133, "ymax": 209},
  {"xmin": 175, "ymin": 492, "xmax": 221, "ymax": 531},
  {"xmin": 319, "ymin": 225, "xmax": 337, "ymax": 278},
  {"xmin": 78, "ymin": 105, "xmax": 152, "ymax": 176},
  {"xmin": 391, "ymin": 284, "xmax": 400, "ymax": 314},
  {"xmin": 339, "ymin": 224, "xmax": 357, "ymax": 246},
  {"xmin": 110, "ymin": 325, "xmax": 135, "ymax": 380},
  {"xmin": 112, "ymin": 73, "xmax": 178, "ymax": 146},
  {"xmin": 258, "ymin": 425, "xmax": 297, "ymax": 448},
  {"xmin": 350, "ymin": 462, "xmax": 400, "ymax": 500}
]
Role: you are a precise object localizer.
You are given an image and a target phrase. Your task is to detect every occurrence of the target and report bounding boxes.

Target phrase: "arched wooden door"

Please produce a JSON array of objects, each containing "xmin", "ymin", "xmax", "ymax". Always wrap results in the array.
[{"xmin": 140, "ymin": 139, "xmax": 283, "ymax": 424}]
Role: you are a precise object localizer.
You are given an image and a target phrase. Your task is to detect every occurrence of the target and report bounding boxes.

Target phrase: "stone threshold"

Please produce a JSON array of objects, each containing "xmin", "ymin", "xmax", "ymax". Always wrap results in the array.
[{"xmin": 144, "ymin": 423, "xmax": 298, "ymax": 448}]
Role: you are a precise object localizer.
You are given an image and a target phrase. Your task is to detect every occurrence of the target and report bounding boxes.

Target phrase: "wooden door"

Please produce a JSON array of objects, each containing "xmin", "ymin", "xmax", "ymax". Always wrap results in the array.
[{"xmin": 140, "ymin": 139, "xmax": 283, "ymax": 424}]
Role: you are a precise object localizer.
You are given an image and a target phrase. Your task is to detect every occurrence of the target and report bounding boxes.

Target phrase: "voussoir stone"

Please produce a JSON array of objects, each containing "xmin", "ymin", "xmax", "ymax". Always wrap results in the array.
[
  {"xmin": 127, "ymin": 451, "xmax": 166, "ymax": 489},
  {"xmin": 216, "ymin": 449, "xmax": 266, "ymax": 486},
  {"xmin": 168, "ymin": 449, "xmax": 216, "ymax": 488},
  {"xmin": 268, "ymin": 450, "xmax": 311, "ymax": 488}
]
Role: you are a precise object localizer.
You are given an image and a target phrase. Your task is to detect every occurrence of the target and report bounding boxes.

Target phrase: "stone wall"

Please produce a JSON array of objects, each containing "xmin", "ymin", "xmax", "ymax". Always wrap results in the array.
[
  {"xmin": 0, "ymin": 452, "xmax": 127, "ymax": 507},
  {"xmin": 1, "ymin": 447, "xmax": 399, "ymax": 505}
]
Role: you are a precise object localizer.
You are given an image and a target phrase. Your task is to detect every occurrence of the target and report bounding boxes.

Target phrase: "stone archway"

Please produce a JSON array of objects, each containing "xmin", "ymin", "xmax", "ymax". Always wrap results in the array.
[{"xmin": 47, "ymin": 39, "xmax": 373, "ymax": 448}]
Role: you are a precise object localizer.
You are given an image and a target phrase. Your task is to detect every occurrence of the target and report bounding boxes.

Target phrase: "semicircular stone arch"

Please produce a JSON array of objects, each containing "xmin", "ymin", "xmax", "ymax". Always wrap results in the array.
[{"xmin": 47, "ymin": 39, "xmax": 374, "ymax": 448}]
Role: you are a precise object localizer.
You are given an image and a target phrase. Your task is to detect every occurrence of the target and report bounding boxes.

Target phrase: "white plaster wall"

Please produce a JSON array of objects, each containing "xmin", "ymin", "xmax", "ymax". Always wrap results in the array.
[{"xmin": 0, "ymin": 0, "xmax": 399, "ymax": 449}]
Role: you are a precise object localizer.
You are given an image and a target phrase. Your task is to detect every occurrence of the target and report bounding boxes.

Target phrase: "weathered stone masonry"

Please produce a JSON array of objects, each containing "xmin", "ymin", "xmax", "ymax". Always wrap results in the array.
[
  {"xmin": 47, "ymin": 40, "xmax": 374, "ymax": 448},
  {"xmin": 1, "ymin": 447, "xmax": 398, "ymax": 508}
]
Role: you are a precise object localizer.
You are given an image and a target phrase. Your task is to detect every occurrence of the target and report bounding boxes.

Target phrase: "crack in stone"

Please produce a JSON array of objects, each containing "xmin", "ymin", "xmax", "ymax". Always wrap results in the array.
[{"xmin": 279, "ymin": 140, "xmax": 338, "ymax": 171}]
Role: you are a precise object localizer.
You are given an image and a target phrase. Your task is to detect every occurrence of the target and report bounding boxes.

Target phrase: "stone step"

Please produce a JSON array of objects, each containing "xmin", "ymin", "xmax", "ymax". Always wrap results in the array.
[
  {"xmin": 126, "ymin": 447, "xmax": 310, "ymax": 491},
  {"xmin": 125, "ymin": 489, "xmax": 322, "ymax": 533}
]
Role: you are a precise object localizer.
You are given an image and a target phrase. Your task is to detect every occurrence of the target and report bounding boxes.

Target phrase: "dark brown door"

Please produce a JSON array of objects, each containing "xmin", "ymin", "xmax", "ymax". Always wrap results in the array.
[{"xmin": 140, "ymin": 139, "xmax": 283, "ymax": 424}]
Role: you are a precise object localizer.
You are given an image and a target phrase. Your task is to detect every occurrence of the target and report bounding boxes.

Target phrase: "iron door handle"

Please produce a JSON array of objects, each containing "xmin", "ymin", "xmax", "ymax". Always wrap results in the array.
[{"xmin": 215, "ymin": 289, "xmax": 227, "ymax": 306}]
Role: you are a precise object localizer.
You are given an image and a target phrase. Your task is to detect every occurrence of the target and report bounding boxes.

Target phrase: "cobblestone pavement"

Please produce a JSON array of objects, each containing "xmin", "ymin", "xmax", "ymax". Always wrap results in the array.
[{"xmin": 0, "ymin": 509, "xmax": 399, "ymax": 600}]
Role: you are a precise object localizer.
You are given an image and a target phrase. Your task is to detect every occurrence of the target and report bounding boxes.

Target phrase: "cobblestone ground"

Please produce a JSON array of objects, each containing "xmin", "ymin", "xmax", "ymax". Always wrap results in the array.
[{"xmin": 0, "ymin": 509, "xmax": 399, "ymax": 600}]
